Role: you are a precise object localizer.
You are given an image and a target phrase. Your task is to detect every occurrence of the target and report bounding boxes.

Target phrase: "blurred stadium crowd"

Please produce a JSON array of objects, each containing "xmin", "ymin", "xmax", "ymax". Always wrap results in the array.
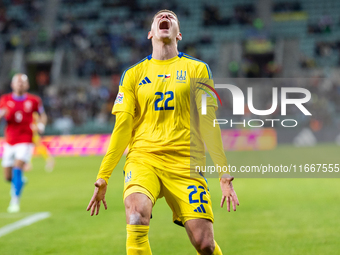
[{"xmin": 0, "ymin": 0, "xmax": 340, "ymax": 133}]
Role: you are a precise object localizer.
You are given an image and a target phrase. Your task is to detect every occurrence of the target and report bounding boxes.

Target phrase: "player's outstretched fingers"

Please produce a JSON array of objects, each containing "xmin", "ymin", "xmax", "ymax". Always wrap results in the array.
[
  {"xmin": 227, "ymin": 196, "xmax": 231, "ymax": 212},
  {"xmin": 220, "ymin": 196, "xmax": 226, "ymax": 208},
  {"xmin": 87, "ymin": 199, "xmax": 94, "ymax": 212},
  {"xmin": 103, "ymin": 198, "xmax": 108, "ymax": 210},
  {"xmin": 90, "ymin": 202, "xmax": 96, "ymax": 216},
  {"xmin": 231, "ymin": 196, "xmax": 237, "ymax": 211},
  {"xmin": 96, "ymin": 201, "xmax": 101, "ymax": 215},
  {"xmin": 233, "ymin": 192, "xmax": 240, "ymax": 207}
]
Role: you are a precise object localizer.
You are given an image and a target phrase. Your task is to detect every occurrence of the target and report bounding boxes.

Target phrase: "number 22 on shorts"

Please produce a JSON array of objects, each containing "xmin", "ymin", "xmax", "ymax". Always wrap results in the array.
[{"xmin": 187, "ymin": 185, "xmax": 208, "ymax": 204}]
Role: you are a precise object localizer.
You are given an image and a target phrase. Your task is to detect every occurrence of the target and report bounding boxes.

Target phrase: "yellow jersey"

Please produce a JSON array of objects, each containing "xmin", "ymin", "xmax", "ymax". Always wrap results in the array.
[{"xmin": 112, "ymin": 52, "xmax": 217, "ymax": 175}]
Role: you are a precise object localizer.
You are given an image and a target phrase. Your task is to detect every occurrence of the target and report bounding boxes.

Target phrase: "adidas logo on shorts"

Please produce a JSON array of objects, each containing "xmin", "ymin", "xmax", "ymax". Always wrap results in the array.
[{"xmin": 194, "ymin": 204, "xmax": 206, "ymax": 213}]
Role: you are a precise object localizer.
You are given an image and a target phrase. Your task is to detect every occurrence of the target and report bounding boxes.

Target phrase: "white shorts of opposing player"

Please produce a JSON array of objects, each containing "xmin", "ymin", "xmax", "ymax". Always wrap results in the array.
[
  {"xmin": 2, "ymin": 143, "xmax": 34, "ymax": 167},
  {"xmin": 2, "ymin": 143, "xmax": 34, "ymax": 213}
]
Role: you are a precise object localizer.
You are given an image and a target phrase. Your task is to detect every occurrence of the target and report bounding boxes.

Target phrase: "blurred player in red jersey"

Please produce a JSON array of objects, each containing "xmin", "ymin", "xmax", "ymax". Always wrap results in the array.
[
  {"xmin": 0, "ymin": 74, "xmax": 47, "ymax": 213},
  {"xmin": 24, "ymin": 112, "xmax": 55, "ymax": 173}
]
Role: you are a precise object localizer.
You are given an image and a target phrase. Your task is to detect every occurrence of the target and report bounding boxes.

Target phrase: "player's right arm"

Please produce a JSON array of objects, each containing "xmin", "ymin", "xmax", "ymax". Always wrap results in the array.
[
  {"xmin": 0, "ymin": 109, "xmax": 6, "ymax": 119},
  {"xmin": 87, "ymin": 68, "xmax": 136, "ymax": 216},
  {"xmin": 86, "ymin": 112, "xmax": 133, "ymax": 215},
  {"xmin": 96, "ymin": 68, "xmax": 136, "ymax": 184},
  {"xmin": 96, "ymin": 112, "xmax": 133, "ymax": 183},
  {"xmin": 0, "ymin": 96, "xmax": 7, "ymax": 119}
]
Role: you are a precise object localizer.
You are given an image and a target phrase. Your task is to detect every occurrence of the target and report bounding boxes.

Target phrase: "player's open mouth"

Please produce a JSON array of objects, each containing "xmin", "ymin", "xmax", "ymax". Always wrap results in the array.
[{"xmin": 159, "ymin": 19, "xmax": 170, "ymax": 30}]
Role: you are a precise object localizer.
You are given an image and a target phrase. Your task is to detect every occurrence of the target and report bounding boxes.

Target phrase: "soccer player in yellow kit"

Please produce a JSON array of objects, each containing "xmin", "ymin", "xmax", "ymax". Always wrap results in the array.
[{"xmin": 87, "ymin": 10, "xmax": 239, "ymax": 255}]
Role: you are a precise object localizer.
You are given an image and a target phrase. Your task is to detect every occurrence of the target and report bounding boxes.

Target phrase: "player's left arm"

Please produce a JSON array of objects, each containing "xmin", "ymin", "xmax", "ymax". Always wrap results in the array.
[
  {"xmin": 35, "ymin": 97, "xmax": 47, "ymax": 134},
  {"xmin": 196, "ymin": 63, "xmax": 240, "ymax": 211},
  {"xmin": 36, "ymin": 112, "xmax": 47, "ymax": 133},
  {"xmin": 199, "ymin": 107, "xmax": 240, "ymax": 212}
]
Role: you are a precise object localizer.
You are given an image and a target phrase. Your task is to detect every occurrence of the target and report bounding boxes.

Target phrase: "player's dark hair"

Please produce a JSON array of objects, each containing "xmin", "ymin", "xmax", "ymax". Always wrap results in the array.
[{"xmin": 152, "ymin": 9, "xmax": 180, "ymax": 30}]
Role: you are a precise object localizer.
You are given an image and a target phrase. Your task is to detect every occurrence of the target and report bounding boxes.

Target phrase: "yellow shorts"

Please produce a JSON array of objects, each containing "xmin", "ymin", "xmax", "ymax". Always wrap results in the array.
[{"xmin": 123, "ymin": 161, "xmax": 214, "ymax": 226}]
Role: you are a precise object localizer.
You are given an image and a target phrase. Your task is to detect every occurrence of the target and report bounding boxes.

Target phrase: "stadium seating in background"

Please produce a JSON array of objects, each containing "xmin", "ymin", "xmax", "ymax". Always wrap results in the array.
[{"xmin": 0, "ymin": 0, "xmax": 340, "ymax": 134}]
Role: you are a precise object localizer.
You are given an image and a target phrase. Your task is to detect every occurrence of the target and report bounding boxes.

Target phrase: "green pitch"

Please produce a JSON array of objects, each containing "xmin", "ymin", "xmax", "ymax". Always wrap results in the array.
[{"xmin": 0, "ymin": 144, "xmax": 339, "ymax": 254}]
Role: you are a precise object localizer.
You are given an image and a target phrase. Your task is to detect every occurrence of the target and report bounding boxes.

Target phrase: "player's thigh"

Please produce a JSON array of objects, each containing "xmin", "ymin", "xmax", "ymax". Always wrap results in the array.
[
  {"xmin": 123, "ymin": 162, "xmax": 161, "ymax": 225},
  {"xmin": 13, "ymin": 143, "xmax": 34, "ymax": 167},
  {"xmin": 185, "ymin": 218, "xmax": 215, "ymax": 251},
  {"xmin": 124, "ymin": 193, "xmax": 153, "ymax": 225},
  {"xmin": 161, "ymin": 172, "xmax": 214, "ymax": 226},
  {"xmin": 2, "ymin": 143, "xmax": 15, "ymax": 169},
  {"xmin": 3, "ymin": 167, "xmax": 13, "ymax": 181},
  {"xmin": 123, "ymin": 162, "xmax": 162, "ymax": 204}
]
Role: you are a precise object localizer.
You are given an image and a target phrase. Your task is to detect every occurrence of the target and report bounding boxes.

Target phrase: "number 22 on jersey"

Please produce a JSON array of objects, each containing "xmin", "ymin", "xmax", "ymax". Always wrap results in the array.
[{"xmin": 154, "ymin": 91, "xmax": 174, "ymax": 111}]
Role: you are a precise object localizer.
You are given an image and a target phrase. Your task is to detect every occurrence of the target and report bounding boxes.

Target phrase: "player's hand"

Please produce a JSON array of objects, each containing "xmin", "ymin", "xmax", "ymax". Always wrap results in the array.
[
  {"xmin": 86, "ymin": 178, "xmax": 108, "ymax": 216},
  {"xmin": 37, "ymin": 122, "xmax": 45, "ymax": 134},
  {"xmin": 0, "ymin": 108, "xmax": 7, "ymax": 119},
  {"xmin": 220, "ymin": 175, "xmax": 239, "ymax": 212}
]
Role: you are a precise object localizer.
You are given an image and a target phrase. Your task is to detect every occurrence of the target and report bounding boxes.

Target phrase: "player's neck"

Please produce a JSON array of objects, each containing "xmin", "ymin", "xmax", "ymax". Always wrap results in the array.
[
  {"xmin": 152, "ymin": 42, "xmax": 178, "ymax": 60},
  {"xmin": 12, "ymin": 92, "xmax": 26, "ymax": 97}
]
